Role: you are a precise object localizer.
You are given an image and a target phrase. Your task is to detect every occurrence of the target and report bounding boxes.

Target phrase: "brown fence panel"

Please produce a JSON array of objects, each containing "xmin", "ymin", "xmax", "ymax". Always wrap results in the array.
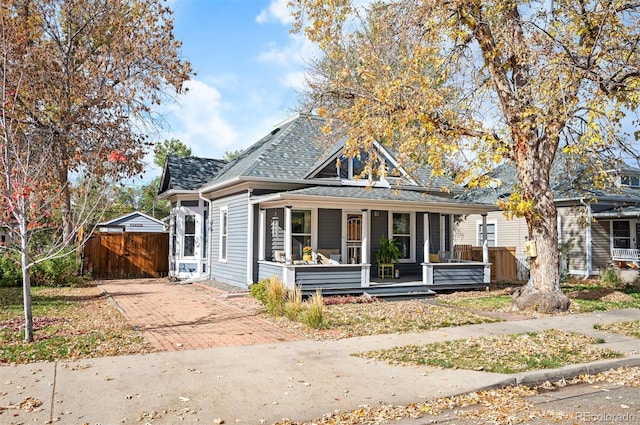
[
  {"xmin": 83, "ymin": 232, "xmax": 169, "ymax": 279},
  {"xmin": 468, "ymin": 246, "xmax": 517, "ymax": 282}
]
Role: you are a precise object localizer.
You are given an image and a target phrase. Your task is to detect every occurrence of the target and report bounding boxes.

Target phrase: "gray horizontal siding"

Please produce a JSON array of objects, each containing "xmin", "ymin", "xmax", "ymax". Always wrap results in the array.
[
  {"xmin": 294, "ymin": 266, "xmax": 362, "ymax": 290},
  {"xmin": 432, "ymin": 264, "xmax": 485, "ymax": 284},
  {"xmin": 258, "ymin": 262, "xmax": 283, "ymax": 282},
  {"xmin": 210, "ymin": 192, "xmax": 250, "ymax": 288}
]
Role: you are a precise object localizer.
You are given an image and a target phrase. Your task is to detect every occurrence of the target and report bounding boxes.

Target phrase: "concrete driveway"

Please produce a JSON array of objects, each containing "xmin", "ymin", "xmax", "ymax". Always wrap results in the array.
[{"xmin": 97, "ymin": 278, "xmax": 302, "ymax": 351}]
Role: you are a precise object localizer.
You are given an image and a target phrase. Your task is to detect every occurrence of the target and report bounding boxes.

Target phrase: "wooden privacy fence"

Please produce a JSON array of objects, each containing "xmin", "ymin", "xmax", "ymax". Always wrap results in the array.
[
  {"xmin": 83, "ymin": 232, "xmax": 169, "ymax": 279},
  {"xmin": 455, "ymin": 245, "xmax": 518, "ymax": 282}
]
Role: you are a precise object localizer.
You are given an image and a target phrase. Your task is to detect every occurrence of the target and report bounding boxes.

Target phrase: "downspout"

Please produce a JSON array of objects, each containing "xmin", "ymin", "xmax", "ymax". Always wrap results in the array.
[{"xmin": 579, "ymin": 198, "xmax": 592, "ymax": 279}]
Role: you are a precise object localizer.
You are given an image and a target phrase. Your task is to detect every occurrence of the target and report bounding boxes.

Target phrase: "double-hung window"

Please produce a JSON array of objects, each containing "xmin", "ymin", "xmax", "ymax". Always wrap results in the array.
[
  {"xmin": 183, "ymin": 215, "xmax": 196, "ymax": 257},
  {"xmin": 391, "ymin": 212, "xmax": 413, "ymax": 261},
  {"xmin": 220, "ymin": 207, "xmax": 228, "ymax": 261},
  {"xmin": 612, "ymin": 221, "xmax": 631, "ymax": 249},
  {"xmin": 477, "ymin": 222, "xmax": 496, "ymax": 247},
  {"xmin": 291, "ymin": 210, "xmax": 311, "ymax": 260}
]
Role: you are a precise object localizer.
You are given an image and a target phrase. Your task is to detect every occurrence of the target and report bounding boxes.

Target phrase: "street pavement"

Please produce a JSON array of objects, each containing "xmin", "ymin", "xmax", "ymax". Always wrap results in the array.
[{"xmin": 1, "ymin": 279, "xmax": 639, "ymax": 425}]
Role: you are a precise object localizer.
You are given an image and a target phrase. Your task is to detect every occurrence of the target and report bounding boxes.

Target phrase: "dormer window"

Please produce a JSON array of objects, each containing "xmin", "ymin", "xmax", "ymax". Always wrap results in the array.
[
  {"xmin": 310, "ymin": 144, "xmax": 413, "ymax": 186},
  {"xmin": 621, "ymin": 175, "xmax": 640, "ymax": 187},
  {"xmin": 339, "ymin": 153, "xmax": 369, "ymax": 180}
]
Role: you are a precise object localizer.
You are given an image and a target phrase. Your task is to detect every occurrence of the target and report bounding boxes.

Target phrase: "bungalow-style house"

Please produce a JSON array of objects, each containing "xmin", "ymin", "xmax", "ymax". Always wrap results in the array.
[
  {"xmin": 456, "ymin": 155, "xmax": 640, "ymax": 278},
  {"xmin": 96, "ymin": 211, "xmax": 167, "ymax": 233},
  {"xmin": 158, "ymin": 114, "xmax": 497, "ymax": 295}
]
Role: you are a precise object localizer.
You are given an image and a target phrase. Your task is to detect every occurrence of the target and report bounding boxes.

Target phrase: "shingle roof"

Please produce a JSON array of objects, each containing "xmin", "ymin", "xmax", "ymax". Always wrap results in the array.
[
  {"xmin": 159, "ymin": 156, "xmax": 226, "ymax": 193},
  {"xmin": 259, "ymin": 186, "xmax": 495, "ymax": 211},
  {"xmin": 204, "ymin": 114, "xmax": 455, "ymax": 190},
  {"xmin": 458, "ymin": 153, "xmax": 640, "ymax": 204}
]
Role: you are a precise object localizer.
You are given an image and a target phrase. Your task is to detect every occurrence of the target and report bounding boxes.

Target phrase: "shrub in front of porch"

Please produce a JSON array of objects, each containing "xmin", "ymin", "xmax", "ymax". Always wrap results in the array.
[{"xmin": 250, "ymin": 277, "xmax": 326, "ymax": 329}]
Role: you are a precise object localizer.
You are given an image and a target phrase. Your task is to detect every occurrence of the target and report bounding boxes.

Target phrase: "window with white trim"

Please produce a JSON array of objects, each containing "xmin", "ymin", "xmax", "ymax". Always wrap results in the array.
[
  {"xmin": 621, "ymin": 175, "xmax": 640, "ymax": 187},
  {"xmin": 219, "ymin": 207, "xmax": 228, "ymax": 261},
  {"xmin": 291, "ymin": 210, "xmax": 311, "ymax": 260},
  {"xmin": 612, "ymin": 221, "xmax": 631, "ymax": 249},
  {"xmin": 183, "ymin": 215, "xmax": 196, "ymax": 257},
  {"xmin": 391, "ymin": 212, "xmax": 413, "ymax": 261},
  {"xmin": 477, "ymin": 222, "xmax": 496, "ymax": 247}
]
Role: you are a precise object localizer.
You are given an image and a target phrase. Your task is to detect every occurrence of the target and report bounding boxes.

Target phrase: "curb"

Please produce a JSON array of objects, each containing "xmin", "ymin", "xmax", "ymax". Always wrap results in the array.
[
  {"xmin": 473, "ymin": 355, "xmax": 640, "ymax": 392},
  {"xmin": 514, "ymin": 355, "xmax": 640, "ymax": 387}
]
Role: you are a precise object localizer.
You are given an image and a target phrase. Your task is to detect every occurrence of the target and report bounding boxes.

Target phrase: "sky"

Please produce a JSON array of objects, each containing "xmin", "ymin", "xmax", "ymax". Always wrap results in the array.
[{"xmin": 142, "ymin": 0, "xmax": 315, "ymax": 181}]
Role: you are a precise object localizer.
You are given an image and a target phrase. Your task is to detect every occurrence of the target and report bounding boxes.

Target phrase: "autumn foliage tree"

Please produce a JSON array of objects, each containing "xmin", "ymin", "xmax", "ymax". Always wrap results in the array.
[
  {"xmin": 291, "ymin": 0, "xmax": 640, "ymax": 313},
  {"xmin": 13, "ymin": 0, "xmax": 191, "ymax": 242},
  {"xmin": 0, "ymin": 0, "xmax": 191, "ymax": 341}
]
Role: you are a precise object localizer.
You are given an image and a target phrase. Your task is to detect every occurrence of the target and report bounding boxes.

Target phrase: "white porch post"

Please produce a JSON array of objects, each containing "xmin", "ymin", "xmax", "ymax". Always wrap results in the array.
[
  {"xmin": 423, "ymin": 212, "xmax": 430, "ymax": 263},
  {"xmin": 439, "ymin": 214, "xmax": 446, "ymax": 253},
  {"xmin": 361, "ymin": 209, "xmax": 370, "ymax": 287},
  {"xmin": 482, "ymin": 213, "xmax": 490, "ymax": 284},
  {"xmin": 423, "ymin": 213, "xmax": 434, "ymax": 284},
  {"xmin": 361, "ymin": 209, "xmax": 369, "ymax": 264},
  {"xmin": 449, "ymin": 214, "xmax": 455, "ymax": 251},
  {"xmin": 284, "ymin": 206, "xmax": 292, "ymax": 265},
  {"xmin": 258, "ymin": 209, "xmax": 266, "ymax": 261}
]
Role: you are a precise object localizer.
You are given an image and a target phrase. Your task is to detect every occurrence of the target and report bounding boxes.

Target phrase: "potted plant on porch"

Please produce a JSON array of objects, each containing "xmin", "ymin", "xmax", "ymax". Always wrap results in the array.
[
  {"xmin": 303, "ymin": 246, "xmax": 313, "ymax": 262},
  {"xmin": 375, "ymin": 236, "xmax": 401, "ymax": 278}
]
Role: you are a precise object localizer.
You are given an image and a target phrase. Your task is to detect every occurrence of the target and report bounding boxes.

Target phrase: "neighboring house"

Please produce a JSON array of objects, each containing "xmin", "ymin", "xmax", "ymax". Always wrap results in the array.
[
  {"xmin": 158, "ymin": 114, "xmax": 497, "ymax": 295},
  {"xmin": 456, "ymin": 156, "xmax": 640, "ymax": 277},
  {"xmin": 97, "ymin": 211, "xmax": 167, "ymax": 233}
]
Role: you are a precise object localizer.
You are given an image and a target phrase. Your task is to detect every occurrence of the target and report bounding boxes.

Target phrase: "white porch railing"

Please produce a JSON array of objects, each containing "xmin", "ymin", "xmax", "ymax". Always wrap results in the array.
[{"xmin": 612, "ymin": 248, "xmax": 640, "ymax": 263}]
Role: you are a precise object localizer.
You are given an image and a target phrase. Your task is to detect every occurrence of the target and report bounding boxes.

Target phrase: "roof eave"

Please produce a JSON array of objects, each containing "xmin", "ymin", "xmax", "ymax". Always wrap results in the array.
[{"xmin": 250, "ymin": 192, "xmax": 497, "ymax": 214}]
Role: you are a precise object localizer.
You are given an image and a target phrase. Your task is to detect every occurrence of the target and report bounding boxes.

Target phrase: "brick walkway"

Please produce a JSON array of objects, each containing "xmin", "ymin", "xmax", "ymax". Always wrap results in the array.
[{"xmin": 97, "ymin": 278, "xmax": 303, "ymax": 351}]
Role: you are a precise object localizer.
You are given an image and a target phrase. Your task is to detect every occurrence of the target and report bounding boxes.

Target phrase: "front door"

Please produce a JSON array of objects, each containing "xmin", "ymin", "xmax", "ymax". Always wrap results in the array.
[
  {"xmin": 346, "ymin": 213, "xmax": 362, "ymax": 264},
  {"xmin": 636, "ymin": 222, "xmax": 640, "ymax": 250}
]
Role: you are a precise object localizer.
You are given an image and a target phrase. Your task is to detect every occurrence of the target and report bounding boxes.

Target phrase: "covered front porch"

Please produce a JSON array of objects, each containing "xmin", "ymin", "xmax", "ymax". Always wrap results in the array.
[{"xmin": 250, "ymin": 187, "xmax": 495, "ymax": 296}]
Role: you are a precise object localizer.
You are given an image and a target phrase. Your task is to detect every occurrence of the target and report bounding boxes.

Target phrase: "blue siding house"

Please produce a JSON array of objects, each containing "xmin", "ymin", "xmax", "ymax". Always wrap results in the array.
[
  {"xmin": 97, "ymin": 211, "xmax": 166, "ymax": 233},
  {"xmin": 159, "ymin": 115, "xmax": 497, "ymax": 294}
]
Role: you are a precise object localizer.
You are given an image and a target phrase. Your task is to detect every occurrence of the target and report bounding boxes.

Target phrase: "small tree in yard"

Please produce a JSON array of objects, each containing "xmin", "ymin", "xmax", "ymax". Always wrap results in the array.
[
  {"xmin": 292, "ymin": 0, "xmax": 640, "ymax": 313},
  {"xmin": 0, "ymin": 0, "xmax": 190, "ymax": 341}
]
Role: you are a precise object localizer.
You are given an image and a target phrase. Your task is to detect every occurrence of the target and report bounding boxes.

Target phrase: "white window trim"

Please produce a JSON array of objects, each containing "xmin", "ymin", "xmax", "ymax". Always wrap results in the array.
[
  {"xmin": 388, "ymin": 211, "xmax": 416, "ymax": 263},
  {"xmin": 182, "ymin": 214, "xmax": 197, "ymax": 258},
  {"xmin": 291, "ymin": 209, "xmax": 313, "ymax": 260},
  {"xmin": 476, "ymin": 219, "xmax": 497, "ymax": 247},
  {"xmin": 219, "ymin": 206, "xmax": 228, "ymax": 263},
  {"xmin": 610, "ymin": 220, "xmax": 636, "ymax": 250}
]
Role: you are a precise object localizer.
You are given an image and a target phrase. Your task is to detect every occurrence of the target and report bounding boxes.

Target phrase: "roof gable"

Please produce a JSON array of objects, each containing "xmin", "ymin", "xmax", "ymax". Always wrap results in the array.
[
  {"xmin": 98, "ymin": 211, "xmax": 164, "ymax": 226},
  {"xmin": 204, "ymin": 114, "xmax": 456, "ymax": 191}
]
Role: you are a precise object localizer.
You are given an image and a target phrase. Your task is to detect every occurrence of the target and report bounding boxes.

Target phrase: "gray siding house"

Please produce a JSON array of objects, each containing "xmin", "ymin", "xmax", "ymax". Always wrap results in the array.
[
  {"xmin": 456, "ymin": 157, "xmax": 640, "ymax": 277},
  {"xmin": 159, "ymin": 114, "xmax": 497, "ymax": 294},
  {"xmin": 97, "ymin": 211, "xmax": 166, "ymax": 233}
]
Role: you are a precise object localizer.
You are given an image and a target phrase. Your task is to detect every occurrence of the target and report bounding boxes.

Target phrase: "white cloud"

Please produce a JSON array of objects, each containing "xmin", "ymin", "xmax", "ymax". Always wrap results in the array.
[
  {"xmin": 281, "ymin": 70, "xmax": 308, "ymax": 92},
  {"xmin": 256, "ymin": 0, "xmax": 293, "ymax": 25},
  {"xmin": 257, "ymin": 32, "xmax": 319, "ymax": 68},
  {"xmin": 162, "ymin": 79, "xmax": 238, "ymax": 159}
]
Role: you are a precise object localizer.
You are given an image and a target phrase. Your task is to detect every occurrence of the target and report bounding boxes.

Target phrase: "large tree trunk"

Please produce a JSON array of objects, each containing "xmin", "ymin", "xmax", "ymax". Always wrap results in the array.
[
  {"xmin": 511, "ymin": 141, "xmax": 570, "ymax": 313},
  {"xmin": 56, "ymin": 160, "xmax": 74, "ymax": 244}
]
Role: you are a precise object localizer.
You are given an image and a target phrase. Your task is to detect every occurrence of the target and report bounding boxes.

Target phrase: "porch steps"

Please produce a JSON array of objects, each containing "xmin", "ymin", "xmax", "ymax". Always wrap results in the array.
[
  {"xmin": 301, "ymin": 284, "xmax": 437, "ymax": 300},
  {"xmin": 363, "ymin": 286, "xmax": 436, "ymax": 301},
  {"xmin": 300, "ymin": 282, "xmax": 487, "ymax": 300}
]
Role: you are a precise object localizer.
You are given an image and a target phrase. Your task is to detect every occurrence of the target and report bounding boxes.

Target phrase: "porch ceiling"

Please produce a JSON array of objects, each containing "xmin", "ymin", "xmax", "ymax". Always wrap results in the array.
[{"xmin": 251, "ymin": 186, "xmax": 497, "ymax": 214}]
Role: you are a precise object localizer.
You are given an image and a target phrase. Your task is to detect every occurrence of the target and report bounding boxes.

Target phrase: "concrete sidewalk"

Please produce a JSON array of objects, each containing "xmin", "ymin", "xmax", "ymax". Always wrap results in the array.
[{"xmin": 2, "ymin": 306, "xmax": 640, "ymax": 424}]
